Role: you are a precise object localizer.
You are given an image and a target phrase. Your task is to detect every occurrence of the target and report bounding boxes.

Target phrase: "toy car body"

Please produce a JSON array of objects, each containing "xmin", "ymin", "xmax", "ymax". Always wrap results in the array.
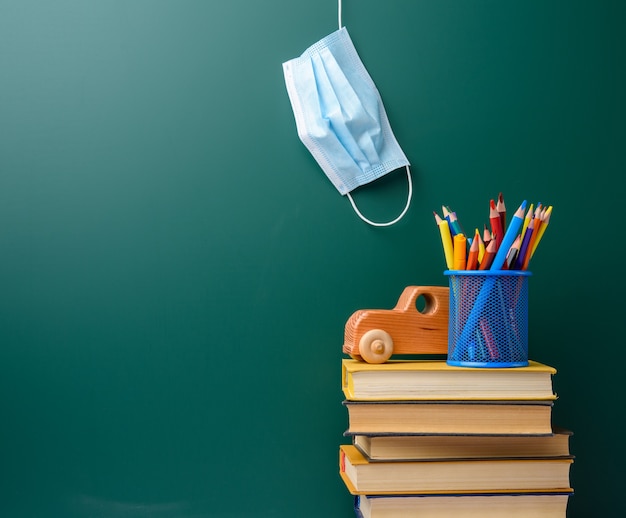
[{"xmin": 343, "ymin": 286, "xmax": 449, "ymax": 363}]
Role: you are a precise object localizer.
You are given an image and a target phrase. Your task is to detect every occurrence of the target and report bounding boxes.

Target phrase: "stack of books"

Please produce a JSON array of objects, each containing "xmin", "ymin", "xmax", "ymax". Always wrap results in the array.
[{"xmin": 339, "ymin": 359, "xmax": 574, "ymax": 517}]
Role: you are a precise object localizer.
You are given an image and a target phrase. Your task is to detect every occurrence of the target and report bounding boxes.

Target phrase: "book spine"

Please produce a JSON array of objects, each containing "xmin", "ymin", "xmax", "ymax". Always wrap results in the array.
[{"xmin": 342, "ymin": 364, "xmax": 355, "ymax": 400}]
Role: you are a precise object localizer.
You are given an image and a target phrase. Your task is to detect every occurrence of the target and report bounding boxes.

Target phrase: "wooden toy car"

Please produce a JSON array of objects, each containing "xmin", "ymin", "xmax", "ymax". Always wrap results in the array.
[{"xmin": 343, "ymin": 286, "xmax": 449, "ymax": 363}]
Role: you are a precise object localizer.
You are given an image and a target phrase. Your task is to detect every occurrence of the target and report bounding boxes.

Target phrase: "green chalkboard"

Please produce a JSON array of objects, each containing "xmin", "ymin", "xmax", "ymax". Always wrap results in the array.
[{"xmin": 1, "ymin": 1, "xmax": 624, "ymax": 516}]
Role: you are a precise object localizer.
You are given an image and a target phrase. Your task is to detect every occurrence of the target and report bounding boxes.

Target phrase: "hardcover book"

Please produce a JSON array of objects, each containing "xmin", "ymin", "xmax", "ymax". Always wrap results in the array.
[
  {"xmin": 351, "ymin": 428, "xmax": 572, "ymax": 461},
  {"xmin": 354, "ymin": 492, "xmax": 572, "ymax": 517},
  {"xmin": 343, "ymin": 400, "xmax": 554, "ymax": 435},
  {"xmin": 340, "ymin": 444, "xmax": 573, "ymax": 495},
  {"xmin": 342, "ymin": 359, "xmax": 557, "ymax": 401}
]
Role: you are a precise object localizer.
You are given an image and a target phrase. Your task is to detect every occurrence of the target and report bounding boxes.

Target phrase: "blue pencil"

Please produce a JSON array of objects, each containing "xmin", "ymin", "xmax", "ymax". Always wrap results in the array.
[{"xmin": 442, "ymin": 206, "xmax": 463, "ymax": 237}]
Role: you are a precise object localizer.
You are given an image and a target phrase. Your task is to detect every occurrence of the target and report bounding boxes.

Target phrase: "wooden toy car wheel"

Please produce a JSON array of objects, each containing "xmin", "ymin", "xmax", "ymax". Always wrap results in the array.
[{"xmin": 359, "ymin": 329, "xmax": 393, "ymax": 364}]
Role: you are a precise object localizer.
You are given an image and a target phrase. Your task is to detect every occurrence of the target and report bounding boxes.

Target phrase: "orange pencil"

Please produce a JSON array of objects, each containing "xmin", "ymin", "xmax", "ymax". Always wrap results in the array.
[
  {"xmin": 489, "ymin": 199, "xmax": 503, "ymax": 252},
  {"xmin": 479, "ymin": 238, "xmax": 497, "ymax": 270},
  {"xmin": 531, "ymin": 203, "xmax": 543, "ymax": 233},
  {"xmin": 466, "ymin": 230, "xmax": 480, "ymax": 270},
  {"xmin": 453, "ymin": 234, "xmax": 467, "ymax": 270}
]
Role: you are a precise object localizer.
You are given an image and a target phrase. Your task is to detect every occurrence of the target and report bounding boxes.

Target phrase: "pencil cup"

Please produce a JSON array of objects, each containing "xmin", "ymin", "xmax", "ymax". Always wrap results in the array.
[{"xmin": 444, "ymin": 270, "xmax": 531, "ymax": 368}]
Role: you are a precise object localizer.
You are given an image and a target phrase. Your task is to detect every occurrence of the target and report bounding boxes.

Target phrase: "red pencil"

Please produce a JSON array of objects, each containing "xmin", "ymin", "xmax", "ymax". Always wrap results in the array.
[
  {"xmin": 497, "ymin": 192, "xmax": 506, "ymax": 233},
  {"xmin": 479, "ymin": 317, "xmax": 499, "ymax": 359},
  {"xmin": 489, "ymin": 199, "xmax": 504, "ymax": 252}
]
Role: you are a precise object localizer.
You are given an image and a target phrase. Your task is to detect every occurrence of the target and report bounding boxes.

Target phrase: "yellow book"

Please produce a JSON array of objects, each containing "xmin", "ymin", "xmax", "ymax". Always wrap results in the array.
[
  {"xmin": 339, "ymin": 444, "xmax": 573, "ymax": 495},
  {"xmin": 342, "ymin": 359, "xmax": 557, "ymax": 401}
]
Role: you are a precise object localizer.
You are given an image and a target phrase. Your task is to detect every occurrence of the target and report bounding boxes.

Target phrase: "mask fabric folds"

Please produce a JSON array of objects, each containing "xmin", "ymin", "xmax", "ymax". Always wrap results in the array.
[{"xmin": 283, "ymin": 27, "xmax": 412, "ymax": 226}]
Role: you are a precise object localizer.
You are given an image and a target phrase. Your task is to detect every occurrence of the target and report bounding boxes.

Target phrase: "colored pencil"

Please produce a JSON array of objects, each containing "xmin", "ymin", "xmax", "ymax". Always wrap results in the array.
[
  {"xmin": 453, "ymin": 234, "xmax": 467, "ymax": 270},
  {"xmin": 497, "ymin": 192, "xmax": 506, "ymax": 232},
  {"xmin": 530, "ymin": 205, "xmax": 552, "ymax": 258},
  {"xmin": 479, "ymin": 239, "xmax": 497, "ymax": 270},
  {"xmin": 434, "ymin": 211, "xmax": 454, "ymax": 270},
  {"xmin": 482, "ymin": 224, "xmax": 492, "ymax": 250},
  {"xmin": 479, "ymin": 317, "xmax": 499, "ymax": 359},
  {"xmin": 466, "ymin": 230, "xmax": 480, "ymax": 270},
  {"xmin": 490, "ymin": 200, "xmax": 527, "ymax": 271},
  {"xmin": 505, "ymin": 234, "xmax": 522, "ymax": 269},
  {"xmin": 519, "ymin": 203, "xmax": 534, "ymax": 244},
  {"xmin": 489, "ymin": 199, "xmax": 504, "ymax": 252},
  {"xmin": 521, "ymin": 206, "xmax": 543, "ymax": 270},
  {"xmin": 514, "ymin": 217, "xmax": 535, "ymax": 270},
  {"xmin": 476, "ymin": 228, "xmax": 486, "ymax": 263},
  {"xmin": 443, "ymin": 206, "xmax": 465, "ymax": 238}
]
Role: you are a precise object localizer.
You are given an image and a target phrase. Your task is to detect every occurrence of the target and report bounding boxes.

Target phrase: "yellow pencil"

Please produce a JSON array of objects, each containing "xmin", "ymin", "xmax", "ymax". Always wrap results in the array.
[
  {"xmin": 434, "ymin": 211, "xmax": 454, "ymax": 269},
  {"xmin": 476, "ymin": 227, "xmax": 486, "ymax": 263},
  {"xmin": 519, "ymin": 203, "xmax": 534, "ymax": 244}
]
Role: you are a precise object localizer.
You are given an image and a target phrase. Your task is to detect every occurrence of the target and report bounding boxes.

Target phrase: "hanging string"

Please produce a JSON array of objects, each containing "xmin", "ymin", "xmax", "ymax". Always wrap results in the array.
[{"xmin": 338, "ymin": 0, "xmax": 343, "ymax": 29}]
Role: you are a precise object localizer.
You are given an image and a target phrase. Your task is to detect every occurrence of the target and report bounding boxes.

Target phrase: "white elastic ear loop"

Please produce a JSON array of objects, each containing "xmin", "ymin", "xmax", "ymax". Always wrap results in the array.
[
  {"xmin": 346, "ymin": 166, "xmax": 413, "ymax": 227},
  {"xmin": 338, "ymin": 0, "xmax": 410, "ymax": 227},
  {"xmin": 338, "ymin": 0, "xmax": 343, "ymax": 29}
]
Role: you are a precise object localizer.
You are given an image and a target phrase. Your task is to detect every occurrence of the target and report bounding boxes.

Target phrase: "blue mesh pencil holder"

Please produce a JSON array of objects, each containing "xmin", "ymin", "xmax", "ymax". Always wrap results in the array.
[{"xmin": 444, "ymin": 270, "xmax": 532, "ymax": 368}]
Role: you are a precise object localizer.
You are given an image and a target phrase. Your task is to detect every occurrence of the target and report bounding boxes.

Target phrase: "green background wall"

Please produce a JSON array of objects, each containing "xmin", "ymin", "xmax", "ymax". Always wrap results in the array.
[{"xmin": 1, "ymin": 1, "xmax": 623, "ymax": 516}]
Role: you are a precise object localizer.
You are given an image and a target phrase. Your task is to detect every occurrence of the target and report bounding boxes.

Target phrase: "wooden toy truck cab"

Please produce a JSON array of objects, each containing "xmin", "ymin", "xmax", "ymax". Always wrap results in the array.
[{"xmin": 343, "ymin": 286, "xmax": 449, "ymax": 363}]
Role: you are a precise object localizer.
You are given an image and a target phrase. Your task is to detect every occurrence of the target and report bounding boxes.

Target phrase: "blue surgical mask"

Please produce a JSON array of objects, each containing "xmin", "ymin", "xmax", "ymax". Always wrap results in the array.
[{"xmin": 282, "ymin": 6, "xmax": 412, "ymax": 226}]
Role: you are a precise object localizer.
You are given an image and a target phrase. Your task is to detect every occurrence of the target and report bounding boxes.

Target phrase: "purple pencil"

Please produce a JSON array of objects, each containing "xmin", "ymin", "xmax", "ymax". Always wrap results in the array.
[{"xmin": 513, "ymin": 217, "xmax": 535, "ymax": 270}]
